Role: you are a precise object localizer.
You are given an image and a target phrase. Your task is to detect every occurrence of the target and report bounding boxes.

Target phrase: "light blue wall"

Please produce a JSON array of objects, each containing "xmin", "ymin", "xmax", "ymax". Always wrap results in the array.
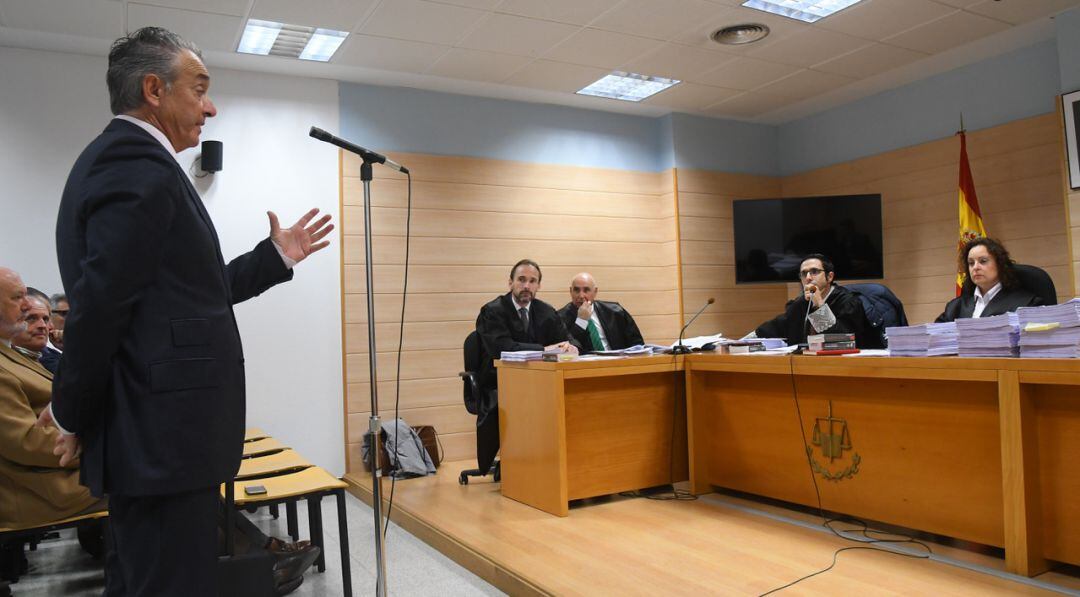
[
  {"xmin": 338, "ymin": 83, "xmax": 777, "ymax": 174},
  {"xmin": 1057, "ymin": 7, "xmax": 1080, "ymax": 93},
  {"xmin": 670, "ymin": 113, "xmax": 778, "ymax": 176},
  {"xmin": 777, "ymin": 40, "xmax": 1061, "ymax": 176},
  {"xmin": 339, "ymin": 83, "xmax": 666, "ymax": 172}
]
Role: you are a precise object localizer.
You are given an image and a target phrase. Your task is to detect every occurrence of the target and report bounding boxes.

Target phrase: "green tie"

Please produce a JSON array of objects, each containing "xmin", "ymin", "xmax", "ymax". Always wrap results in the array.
[{"xmin": 586, "ymin": 319, "xmax": 605, "ymax": 351}]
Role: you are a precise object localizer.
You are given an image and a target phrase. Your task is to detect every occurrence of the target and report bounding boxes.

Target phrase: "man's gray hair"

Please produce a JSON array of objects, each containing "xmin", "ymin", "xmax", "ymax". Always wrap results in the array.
[
  {"xmin": 26, "ymin": 287, "xmax": 50, "ymax": 307},
  {"xmin": 50, "ymin": 293, "xmax": 66, "ymax": 308},
  {"xmin": 106, "ymin": 27, "xmax": 202, "ymax": 116}
]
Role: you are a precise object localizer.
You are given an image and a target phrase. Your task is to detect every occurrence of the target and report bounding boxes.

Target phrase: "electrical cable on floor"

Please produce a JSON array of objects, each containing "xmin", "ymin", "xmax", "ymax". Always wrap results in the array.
[
  {"xmin": 382, "ymin": 171, "xmax": 412, "ymax": 540},
  {"xmin": 757, "ymin": 357, "xmax": 932, "ymax": 596}
]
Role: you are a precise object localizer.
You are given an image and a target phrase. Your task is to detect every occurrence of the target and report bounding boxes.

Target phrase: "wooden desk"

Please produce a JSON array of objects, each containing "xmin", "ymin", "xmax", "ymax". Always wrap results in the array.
[
  {"xmin": 496, "ymin": 356, "xmax": 688, "ymax": 517},
  {"xmin": 684, "ymin": 354, "xmax": 1080, "ymax": 577}
]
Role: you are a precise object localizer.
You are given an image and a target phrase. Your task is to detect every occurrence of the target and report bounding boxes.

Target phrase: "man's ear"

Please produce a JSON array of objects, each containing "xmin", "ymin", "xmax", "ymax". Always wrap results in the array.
[
  {"xmin": 826, "ymin": 271, "xmax": 835, "ymax": 285},
  {"xmin": 142, "ymin": 74, "xmax": 166, "ymax": 108}
]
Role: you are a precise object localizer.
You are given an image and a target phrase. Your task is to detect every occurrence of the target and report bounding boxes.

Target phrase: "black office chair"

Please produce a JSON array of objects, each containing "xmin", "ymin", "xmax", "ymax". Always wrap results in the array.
[
  {"xmin": 458, "ymin": 331, "xmax": 500, "ymax": 485},
  {"xmin": 1014, "ymin": 264, "xmax": 1057, "ymax": 305},
  {"xmin": 847, "ymin": 283, "xmax": 908, "ymax": 349}
]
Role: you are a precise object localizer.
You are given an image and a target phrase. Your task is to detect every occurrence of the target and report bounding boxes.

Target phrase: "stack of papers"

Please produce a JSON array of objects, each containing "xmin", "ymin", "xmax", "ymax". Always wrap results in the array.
[
  {"xmin": 1017, "ymin": 299, "xmax": 1080, "ymax": 358},
  {"xmin": 956, "ymin": 312, "xmax": 1019, "ymax": 357},
  {"xmin": 500, "ymin": 349, "xmax": 559, "ymax": 362},
  {"xmin": 885, "ymin": 322, "xmax": 958, "ymax": 357},
  {"xmin": 591, "ymin": 344, "xmax": 664, "ymax": 357}
]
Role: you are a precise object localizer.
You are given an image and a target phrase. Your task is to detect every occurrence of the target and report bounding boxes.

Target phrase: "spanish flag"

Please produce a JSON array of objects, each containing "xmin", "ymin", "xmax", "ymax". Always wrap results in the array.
[{"xmin": 956, "ymin": 130, "xmax": 986, "ymax": 295}]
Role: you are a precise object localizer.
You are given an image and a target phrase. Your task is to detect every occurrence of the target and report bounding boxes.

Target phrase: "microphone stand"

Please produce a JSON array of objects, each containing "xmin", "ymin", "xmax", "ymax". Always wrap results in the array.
[
  {"xmin": 673, "ymin": 298, "xmax": 714, "ymax": 354},
  {"xmin": 358, "ymin": 157, "xmax": 388, "ymax": 597}
]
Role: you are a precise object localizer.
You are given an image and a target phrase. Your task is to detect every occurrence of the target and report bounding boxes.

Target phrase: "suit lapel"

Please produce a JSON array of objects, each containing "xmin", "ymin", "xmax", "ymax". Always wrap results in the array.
[{"xmin": 595, "ymin": 302, "xmax": 615, "ymax": 347}]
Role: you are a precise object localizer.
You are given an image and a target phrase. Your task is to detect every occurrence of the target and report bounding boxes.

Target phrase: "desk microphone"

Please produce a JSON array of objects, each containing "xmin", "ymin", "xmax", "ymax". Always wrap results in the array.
[
  {"xmin": 309, "ymin": 126, "xmax": 409, "ymax": 174},
  {"xmin": 673, "ymin": 297, "xmax": 714, "ymax": 354}
]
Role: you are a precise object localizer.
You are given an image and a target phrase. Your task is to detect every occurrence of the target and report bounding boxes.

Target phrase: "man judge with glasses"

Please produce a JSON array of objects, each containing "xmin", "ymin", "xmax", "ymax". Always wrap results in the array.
[{"xmin": 749, "ymin": 253, "xmax": 875, "ymax": 347}]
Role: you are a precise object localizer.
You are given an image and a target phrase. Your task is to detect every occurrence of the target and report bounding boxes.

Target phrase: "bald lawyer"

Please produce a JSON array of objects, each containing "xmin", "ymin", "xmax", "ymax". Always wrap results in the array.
[{"xmin": 558, "ymin": 272, "xmax": 644, "ymax": 354}]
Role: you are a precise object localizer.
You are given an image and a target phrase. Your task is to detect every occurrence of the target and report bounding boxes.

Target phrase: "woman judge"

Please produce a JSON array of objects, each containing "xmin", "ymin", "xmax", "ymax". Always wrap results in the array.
[{"xmin": 935, "ymin": 237, "xmax": 1042, "ymax": 322}]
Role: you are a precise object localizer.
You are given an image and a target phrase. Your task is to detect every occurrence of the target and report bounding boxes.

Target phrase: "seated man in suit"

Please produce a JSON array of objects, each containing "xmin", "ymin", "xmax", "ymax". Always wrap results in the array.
[
  {"xmin": 558, "ymin": 272, "xmax": 644, "ymax": 353},
  {"xmin": 473, "ymin": 259, "xmax": 579, "ymax": 471},
  {"xmin": 0, "ymin": 267, "xmax": 105, "ymax": 531},
  {"xmin": 751, "ymin": 254, "xmax": 875, "ymax": 347},
  {"xmin": 935, "ymin": 237, "xmax": 1042, "ymax": 322},
  {"xmin": 48, "ymin": 293, "xmax": 67, "ymax": 352},
  {"xmin": 12, "ymin": 289, "xmax": 60, "ymax": 374}
]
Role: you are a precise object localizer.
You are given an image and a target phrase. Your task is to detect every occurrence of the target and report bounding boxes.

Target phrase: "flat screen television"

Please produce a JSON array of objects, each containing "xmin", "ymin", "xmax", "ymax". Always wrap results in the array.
[{"xmin": 733, "ymin": 194, "xmax": 883, "ymax": 284}]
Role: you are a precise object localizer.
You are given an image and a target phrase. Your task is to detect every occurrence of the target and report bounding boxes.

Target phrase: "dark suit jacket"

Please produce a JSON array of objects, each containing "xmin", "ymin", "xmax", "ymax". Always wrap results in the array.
[
  {"xmin": 558, "ymin": 300, "xmax": 644, "ymax": 353},
  {"xmin": 53, "ymin": 119, "xmax": 293, "ymax": 497},
  {"xmin": 934, "ymin": 285, "xmax": 1042, "ymax": 323},
  {"xmin": 755, "ymin": 284, "xmax": 876, "ymax": 348},
  {"xmin": 475, "ymin": 293, "xmax": 575, "ymax": 391},
  {"xmin": 38, "ymin": 345, "xmax": 60, "ymax": 375}
]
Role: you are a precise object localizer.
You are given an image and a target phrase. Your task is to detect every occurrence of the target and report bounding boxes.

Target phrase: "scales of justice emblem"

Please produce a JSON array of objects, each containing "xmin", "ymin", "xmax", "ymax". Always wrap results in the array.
[{"xmin": 806, "ymin": 401, "xmax": 861, "ymax": 481}]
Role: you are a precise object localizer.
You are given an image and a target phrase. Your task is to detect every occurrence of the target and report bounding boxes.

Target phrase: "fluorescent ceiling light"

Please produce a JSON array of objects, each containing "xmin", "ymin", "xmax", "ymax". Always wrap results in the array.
[
  {"xmin": 577, "ymin": 72, "xmax": 680, "ymax": 102},
  {"xmin": 299, "ymin": 29, "xmax": 348, "ymax": 62},
  {"xmin": 237, "ymin": 19, "xmax": 348, "ymax": 62},
  {"xmin": 741, "ymin": 0, "xmax": 865, "ymax": 23}
]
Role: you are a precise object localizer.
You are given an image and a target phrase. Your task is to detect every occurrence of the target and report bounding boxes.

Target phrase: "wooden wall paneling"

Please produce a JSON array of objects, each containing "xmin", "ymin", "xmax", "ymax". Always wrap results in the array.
[
  {"xmin": 780, "ymin": 112, "xmax": 1070, "ymax": 325},
  {"xmin": 341, "ymin": 152, "xmax": 679, "ymax": 470}
]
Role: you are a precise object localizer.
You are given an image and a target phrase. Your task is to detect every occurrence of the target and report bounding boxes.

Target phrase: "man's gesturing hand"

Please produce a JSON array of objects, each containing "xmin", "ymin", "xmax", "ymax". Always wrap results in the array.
[{"xmin": 268, "ymin": 208, "xmax": 334, "ymax": 264}]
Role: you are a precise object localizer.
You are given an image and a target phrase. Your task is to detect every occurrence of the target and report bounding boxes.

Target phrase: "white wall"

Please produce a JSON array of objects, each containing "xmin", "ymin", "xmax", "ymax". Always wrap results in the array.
[{"xmin": 0, "ymin": 47, "xmax": 345, "ymax": 475}]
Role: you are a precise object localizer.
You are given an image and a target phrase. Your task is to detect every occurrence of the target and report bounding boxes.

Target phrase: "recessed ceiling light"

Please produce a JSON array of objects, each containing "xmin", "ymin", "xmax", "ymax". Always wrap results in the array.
[
  {"xmin": 577, "ymin": 72, "xmax": 680, "ymax": 102},
  {"xmin": 741, "ymin": 0, "xmax": 866, "ymax": 23},
  {"xmin": 237, "ymin": 19, "xmax": 348, "ymax": 62}
]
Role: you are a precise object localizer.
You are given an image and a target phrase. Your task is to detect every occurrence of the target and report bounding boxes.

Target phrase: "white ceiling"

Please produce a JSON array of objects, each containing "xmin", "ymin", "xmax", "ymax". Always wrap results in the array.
[{"xmin": 0, "ymin": 0, "xmax": 1076, "ymax": 124}]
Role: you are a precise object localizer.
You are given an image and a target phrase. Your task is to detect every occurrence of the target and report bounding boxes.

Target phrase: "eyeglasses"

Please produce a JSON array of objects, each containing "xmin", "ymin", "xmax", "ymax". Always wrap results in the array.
[{"xmin": 799, "ymin": 268, "xmax": 824, "ymax": 278}]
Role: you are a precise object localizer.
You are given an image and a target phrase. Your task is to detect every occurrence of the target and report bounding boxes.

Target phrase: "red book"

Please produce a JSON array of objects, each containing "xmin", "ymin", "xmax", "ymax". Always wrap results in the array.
[{"xmin": 804, "ymin": 348, "xmax": 860, "ymax": 356}]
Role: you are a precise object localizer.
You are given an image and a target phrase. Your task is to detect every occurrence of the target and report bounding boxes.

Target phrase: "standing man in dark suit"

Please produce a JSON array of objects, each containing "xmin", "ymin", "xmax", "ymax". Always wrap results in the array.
[
  {"xmin": 36, "ymin": 28, "xmax": 333, "ymax": 596},
  {"xmin": 558, "ymin": 272, "xmax": 644, "ymax": 354},
  {"xmin": 473, "ymin": 259, "xmax": 578, "ymax": 472}
]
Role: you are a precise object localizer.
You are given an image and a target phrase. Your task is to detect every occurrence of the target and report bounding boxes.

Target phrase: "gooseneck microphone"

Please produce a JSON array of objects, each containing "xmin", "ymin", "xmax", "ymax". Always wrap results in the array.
[
  {"xmin": 673, "ymin": 297, "xmax": 715, "ymax": 354},
  {"xmin": 309, "ymin": 126, "xmax": 409, "ymax": 174}
]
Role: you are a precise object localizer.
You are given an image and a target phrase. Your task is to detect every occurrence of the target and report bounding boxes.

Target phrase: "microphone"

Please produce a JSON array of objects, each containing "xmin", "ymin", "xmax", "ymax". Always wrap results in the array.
[
  {"xmin": 309, "ymin": 126, "xmax": 409, "ymax": 174},
  {"xmin": 673, "ymin": 297, "xmax": 715, "ymax": 355}
]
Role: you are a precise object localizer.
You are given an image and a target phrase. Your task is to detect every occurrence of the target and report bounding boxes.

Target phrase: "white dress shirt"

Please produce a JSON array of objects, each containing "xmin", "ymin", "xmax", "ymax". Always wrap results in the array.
[{"xmin": 972, "ymin": 282, "xmax": 1003, "ymax": 318}]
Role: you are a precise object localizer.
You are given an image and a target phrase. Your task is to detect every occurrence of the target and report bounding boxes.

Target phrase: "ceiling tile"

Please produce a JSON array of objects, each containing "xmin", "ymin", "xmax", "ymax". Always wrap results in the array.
[
  {"xmin": 129, "ymin": 0, "xmax": 249, "ymax": 17},
  {"xmin": 426, "ymin": 48, "xmax": 533, "ymax": 82},
  {"xmin": 695, "ymin": 55, "xmax": 802, "ymax": 90},
  {"xmin": 127, "ymin": 4, "xmax": 242, "ymax": 52},
  {"xmin": 250, "ymin": 0, "xmax": 377, "ymax": 30},
  {"xmin": 753, "ymin": 68, "xmax": 856, "ymax": 100},
  {"xmin": 0, "ymin": 0, "xmax": 122, "ymax": 38},
  {"xmin": 814, "ymin": 0, "xmax": 957, "ymax": 41},
  {"xmin": 965, "ymin": 0, "xmax": 1080, "ymax": 26},
  {"xmin": 883, "ymin": 10, "xmax": 1009, "ymax": 54},
  {"xmin": 745, "ymin": 27, "xmax": 872, "ymax": 68},
  {"xmin": 333, "ymin": 34, "xmax": 448, "ymax": 72},
  {"xmin": 360, "ymin": 0, "xmax": 487, "ymax": 45},
  {"xmin": 591, "ymin": 0, "xmax": 726, "ymax": 41},
  {"xmin": 705, "ymin": 90, "xmax": 795, "ymax": 118},
  {"xmin": 812, "ymin": 42, "xmax": 927, "ymax": 78},
  {"xmin": 458, "ymin": 13, "xmax": 580, "ymax": 57},
  {"xmin": 495, "ymin": 0, "xmax": 623, "ymax": 26},
  {"xmin": 434, "ymin": 0, "xmax": 502, "ymax": 8},
  {"xmin": 502, "ymin": 59, "xmax": 608, "ymax": 92},
  {"xmin": 642, "ymin": 81, "xmax": 740, "ymax": 111},
  {"xmin": 543, "ymin": 28, "xmax": 663, "ymax": 69},
  {"xmin": 620, "ymin": 43, "xmax": 736, "ymax": 82},
  {"xmin": 670, "ymin": 5, "xmax": 808, "ymax": 54},
  {"xmin": 930, "ymin": 0, "xmax": 984, "ymax": 7}
]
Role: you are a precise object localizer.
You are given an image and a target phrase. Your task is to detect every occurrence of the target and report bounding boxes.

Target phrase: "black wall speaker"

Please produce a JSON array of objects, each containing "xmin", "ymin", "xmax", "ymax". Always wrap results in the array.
[{"xmin": 201, "ymin": 140, "xmax": 223, "ymax": 173}]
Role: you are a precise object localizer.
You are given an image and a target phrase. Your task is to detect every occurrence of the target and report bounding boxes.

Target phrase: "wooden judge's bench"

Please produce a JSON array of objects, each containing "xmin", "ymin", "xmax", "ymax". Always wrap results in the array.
[{"xmin": 495, "ymin": 353, "xmax": 1080, "ymax": 578}]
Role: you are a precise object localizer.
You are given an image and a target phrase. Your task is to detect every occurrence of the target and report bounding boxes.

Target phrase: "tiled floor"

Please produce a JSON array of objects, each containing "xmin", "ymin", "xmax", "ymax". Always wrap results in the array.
[{"xmin": 6, "ymin": 492, "xmax": 503, "ymax": 596}]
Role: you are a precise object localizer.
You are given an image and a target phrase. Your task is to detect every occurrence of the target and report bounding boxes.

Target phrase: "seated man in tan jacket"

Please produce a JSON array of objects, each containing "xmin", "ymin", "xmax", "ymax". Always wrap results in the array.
[{"xmin": 0, "ymin": 267, "xmax": 104, "ymax": 530}]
